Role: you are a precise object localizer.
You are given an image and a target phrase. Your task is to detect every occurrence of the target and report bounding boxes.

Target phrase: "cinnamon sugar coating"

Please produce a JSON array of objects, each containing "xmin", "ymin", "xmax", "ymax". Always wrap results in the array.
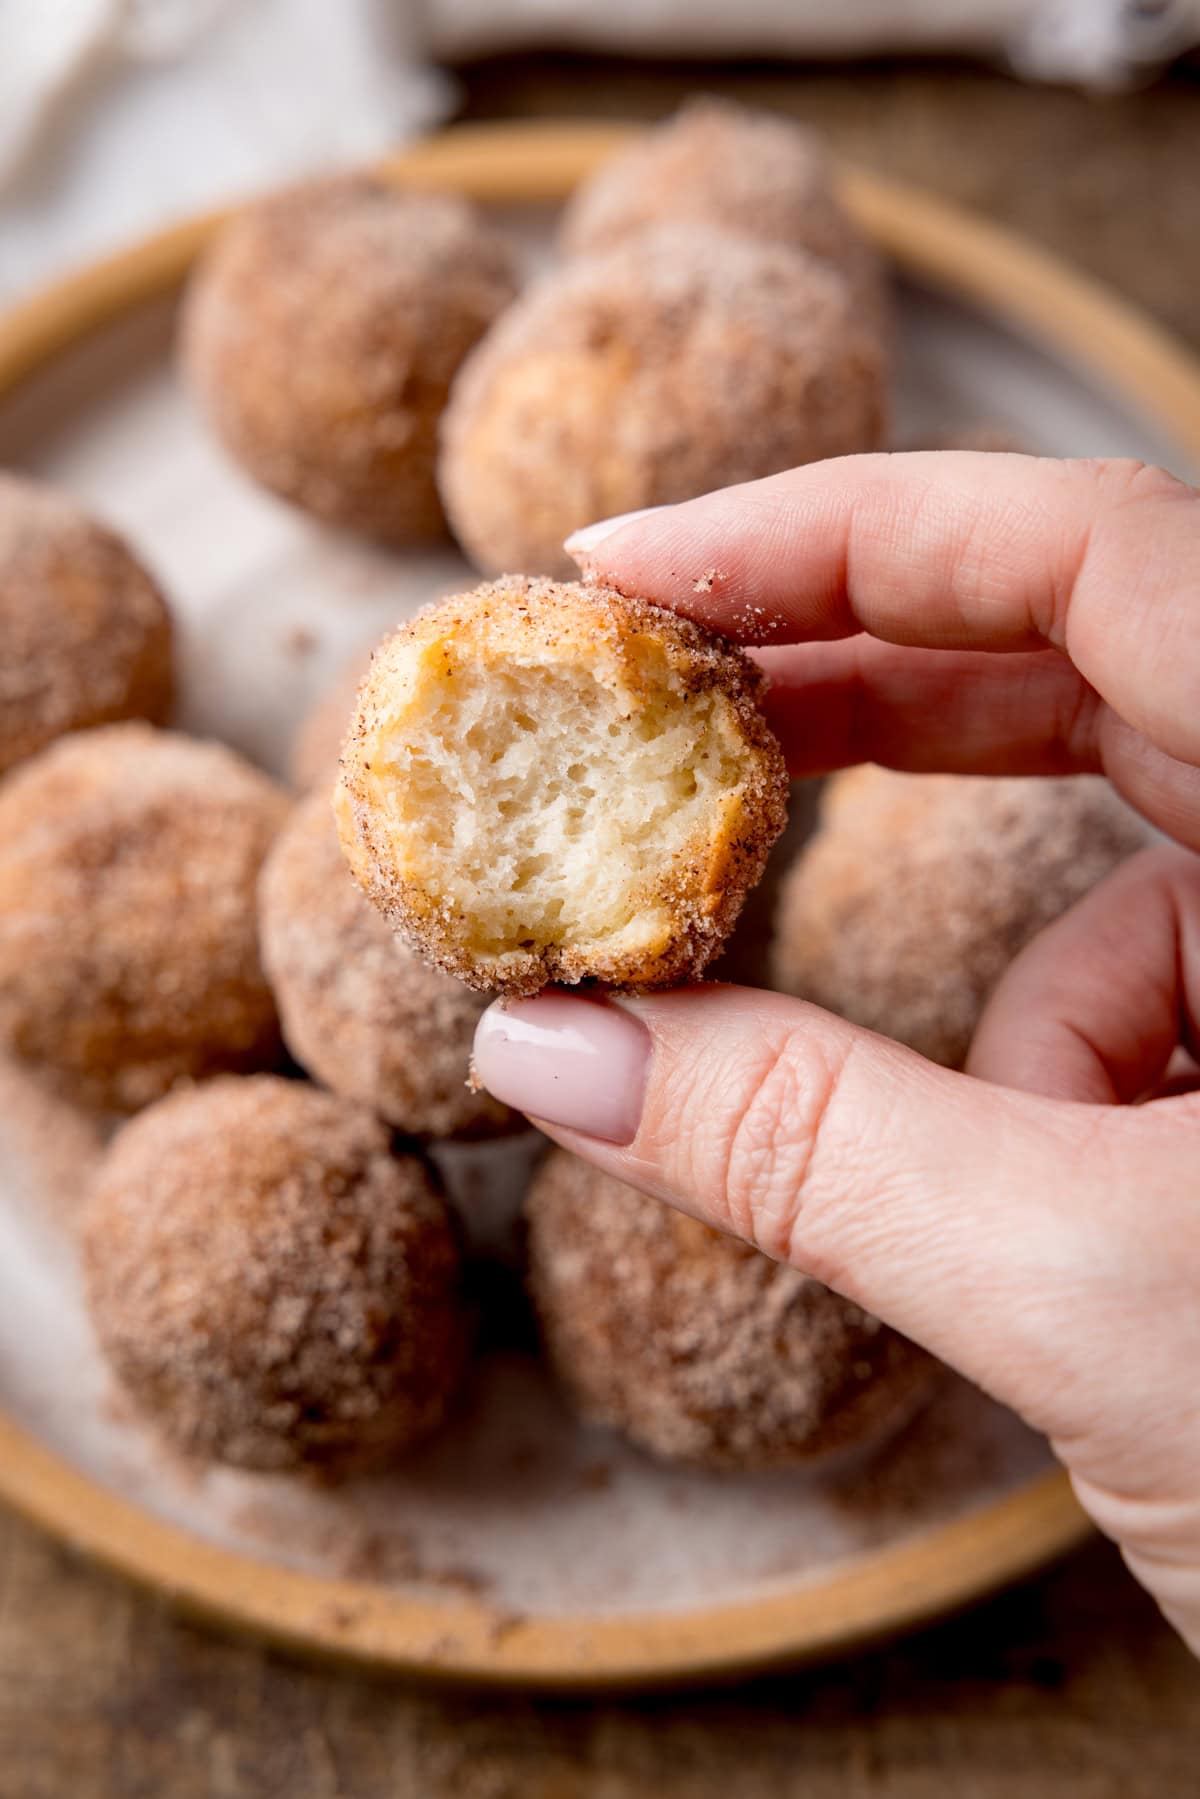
[
  {"xmin": 439, "ymin": 226, "xmax": 887, "ymax": 577},
  {"xmin": 0, "ymin": 472, "xmax": 173, "ymax": 776},
  {"xmin": 526, "ymin": 1151, "xmax": 939, "ymax": 1470},
  {"xmin": 83, "ymin": 1077, "xmax": 469, "ymax": 1474},
  {"xmin": 772, "ymin": 768, "xmax": 1147, "ymax": 1069},
  {"xmin": 334, "ymin": 578, "xmax": 789, "ymax": 996},
  {"xmin": 0, "ymin": 723, "xmax": 289, "ymax": 1112},
  {"xmin": 182, "ymin": 176, "xmax": 520, "ymax": 542},
  {"xmin": 260, "ymin": 790, "xmax": 515, "ymax": 1138},
  {"xmin": 561, "ymin": 98, "xmax": 887, "ymax": 329}
]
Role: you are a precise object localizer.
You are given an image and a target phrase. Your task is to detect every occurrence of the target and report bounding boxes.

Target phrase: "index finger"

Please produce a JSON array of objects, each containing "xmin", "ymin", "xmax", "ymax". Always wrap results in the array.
[{"xmin": 566, "ymin": 452, "xmax": 1200, "ymax": 769}]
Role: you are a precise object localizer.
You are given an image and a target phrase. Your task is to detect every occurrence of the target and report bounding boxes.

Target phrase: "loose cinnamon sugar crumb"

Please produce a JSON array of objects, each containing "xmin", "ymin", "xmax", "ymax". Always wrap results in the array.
[
  {"xmin": 282, "ymin": 624, "xmax": 318, "ymax": 658},
  {"xmin": 83, "ymin": 1076, "xmax": 470, "ymax": 1475},
  {"xmin": 526, "ymin": 1151, "xmax": 939, "ymax": 1470},
  {"xmin": 227, "ymin": 1505, "xmax": 494, "ymax": 1593},
  {"xmin": 486, "ymin": 1611, "xmax": 526, "ymax": 1646}
]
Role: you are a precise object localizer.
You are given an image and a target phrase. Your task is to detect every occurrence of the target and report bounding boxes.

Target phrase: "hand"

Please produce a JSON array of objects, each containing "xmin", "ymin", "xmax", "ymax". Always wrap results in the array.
[{"xmin": 473, "ymin": 453, "xmax": 1200, "ymax": 1654}]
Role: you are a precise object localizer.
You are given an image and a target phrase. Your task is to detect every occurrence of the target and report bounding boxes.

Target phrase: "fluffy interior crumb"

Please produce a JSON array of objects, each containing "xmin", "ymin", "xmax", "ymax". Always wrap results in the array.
[{"xmin": 380, "ymin": 651, "xmax": 743, "ymax": 961}]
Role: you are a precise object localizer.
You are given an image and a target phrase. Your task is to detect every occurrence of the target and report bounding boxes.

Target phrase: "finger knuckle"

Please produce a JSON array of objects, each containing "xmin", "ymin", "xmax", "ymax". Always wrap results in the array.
[
  {"xmin": 1081, "ymin": 457, "xmax": 1197, "ymax": 508},
  {"xmin": 1046, "ymin": 460, "xmax": 1199, "ymax": 645},
  {"xmin": 716, "ymin": 1027, "xmax": 852, "ymax": 1272}
]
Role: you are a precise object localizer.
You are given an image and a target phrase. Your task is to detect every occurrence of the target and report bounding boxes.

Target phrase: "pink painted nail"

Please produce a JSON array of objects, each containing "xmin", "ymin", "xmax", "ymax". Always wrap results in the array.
[
  {"xmin": 472, "ymin": 994, "xmax": 650, "ymax": 1144},
  {"xmin": 563, "ymin": 505, "xmax": 664, "ymax": 561}
]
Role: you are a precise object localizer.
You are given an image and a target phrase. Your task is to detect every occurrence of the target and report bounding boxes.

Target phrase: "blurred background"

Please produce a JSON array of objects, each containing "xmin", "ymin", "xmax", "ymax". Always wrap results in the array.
[
  {"xmin": 1, "ymin": 0, "xmax": 1198, "ymax": 348},
  {"xmin": 2, "ymin": 5, "xmax": 1199, "ymax": 1796}
]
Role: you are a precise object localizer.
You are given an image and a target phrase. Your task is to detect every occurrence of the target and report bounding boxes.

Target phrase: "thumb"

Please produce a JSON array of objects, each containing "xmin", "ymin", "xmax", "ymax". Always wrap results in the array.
[{"xmin": 472, "ymin": 984, "xmax": 1166, "ymax": 1438}]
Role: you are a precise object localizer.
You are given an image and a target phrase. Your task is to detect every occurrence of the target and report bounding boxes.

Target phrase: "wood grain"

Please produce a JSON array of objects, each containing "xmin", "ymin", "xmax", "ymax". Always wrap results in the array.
[{"xmin": 0, "ymin": 1516, "xmax": 1194, "ymax": 1797}]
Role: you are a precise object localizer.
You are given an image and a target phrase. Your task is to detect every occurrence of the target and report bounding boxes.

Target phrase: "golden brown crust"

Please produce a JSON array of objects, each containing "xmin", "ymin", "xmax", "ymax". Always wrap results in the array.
[
  {"xmin": 526, "ymin": 1150, "xmax": 939, "ymax": 1470},
  {"xmin": 439, "ymin": 226, "xmax": 887, "ymax": 578},
  {"xmin": 182, "ymin": 176, "xmax": 520, "ymax": 542},
  {"xmin": 0, "ymin": 473, "xmax": 173, "ymax": 776},
  {"xmin": 83, "ymin": 1076, "xmax": 469, "ymax": 1474},
  {"xmin": 259, "ymin": 790, "xmax": 516, "ymax": 1138},
  {"xmin": 560, "ymin": 97, "xmax": 887, "ymax": 328},
  {"xmin": 0, "ymin": 722, "xmax": 289, "ymax": 1111},
  {"xmin": 771, "ymin": 767, "xmax": 1148, "ymax": 1068},
  {"xmin": 334, "ymin": 577, "xmax": 789, "ymax": 996}
]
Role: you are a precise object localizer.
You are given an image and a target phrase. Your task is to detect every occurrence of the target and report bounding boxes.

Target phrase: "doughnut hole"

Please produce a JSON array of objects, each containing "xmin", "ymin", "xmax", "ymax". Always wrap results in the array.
[
  {"xmin": 335, "ymin": 579, "xmax": 788, "ymax": 995},
  {"xmin": 526, "ymin": 1150, "xmax": 941, "ymax": 1471},
  {"xmin": 771, "ymin": 768, "xmax": 1148, "ymax": 1069},
  {"xmin": 182, "ymin": 177, "xmax": 520, "ymax": 542},
  {"xmin": 83, "ymin": 1076, "xmax": 470, "ymax": 1474},
  {"xmin": 259, "ymin": 791, "xmax": 516, "ymax": 1139},
  {"xmin": 439, "ymin": 227, "xmax": 887, "ymax": 578},
  {"xmin": 0, "ymin": 723, "xmax": 288, "ymax": 1111}
]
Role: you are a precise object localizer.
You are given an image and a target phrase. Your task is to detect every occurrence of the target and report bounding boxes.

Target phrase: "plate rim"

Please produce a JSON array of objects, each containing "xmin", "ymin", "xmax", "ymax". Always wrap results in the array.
[
  {"xmin": 4, "ymin": 119, "xmax": 1200, "ymax": 459},
  {"xmin": 4, "ymin": 115, "xmax": 1195, "ymax": 1686},
  {"xmin": 0, "ymin": 1410, "xmax": 1087, "ymax": 1689}
]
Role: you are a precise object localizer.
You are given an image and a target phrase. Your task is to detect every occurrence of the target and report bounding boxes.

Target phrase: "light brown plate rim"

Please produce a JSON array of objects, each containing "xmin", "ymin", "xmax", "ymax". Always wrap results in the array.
[
  {"xmin": 4, "ymin": 120, "xmax": 1200, "ymax": 458},
  {"xmin": 0, "ymin": 1410, "xmax": 1086, "ymax": 1689},
  {"xmin": 4, "ymin": 116, "xmax": 1195, "ymax": 1686}
]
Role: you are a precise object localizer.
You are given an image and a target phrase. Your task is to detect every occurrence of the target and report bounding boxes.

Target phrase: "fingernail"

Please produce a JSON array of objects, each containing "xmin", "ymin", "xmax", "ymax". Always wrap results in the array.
[
  {"xmin": 472, "ymin": 994, "xmax": 649, "ymax": 1144},
  {"xmin": 564, "ymin": 506, "xmax": 664, "ymax": 560}
]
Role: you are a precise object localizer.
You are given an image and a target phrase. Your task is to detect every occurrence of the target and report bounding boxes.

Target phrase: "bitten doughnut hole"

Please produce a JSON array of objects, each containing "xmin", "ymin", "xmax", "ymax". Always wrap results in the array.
[
  {"xmin": 336, "ymin": 579, "xmax": 789, "ymax": 994},
  {"xmin": 397, "ymin": 654, "xmax": 742, "ymax": 966}
]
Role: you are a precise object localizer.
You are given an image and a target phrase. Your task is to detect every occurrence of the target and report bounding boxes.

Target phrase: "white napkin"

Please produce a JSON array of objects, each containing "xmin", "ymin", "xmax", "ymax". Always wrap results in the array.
[
  {"xmin": 430, "ymin": 0, "xmax": 1200, "ymax": 82},
  {"xmin": 0, "ymin": 0, "xmax": 453, "ymax": 301}
]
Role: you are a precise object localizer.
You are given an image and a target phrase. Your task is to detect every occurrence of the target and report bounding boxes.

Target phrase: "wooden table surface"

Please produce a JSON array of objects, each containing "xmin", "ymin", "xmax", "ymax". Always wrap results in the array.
[{"xmin": 4, "ymin": 57, "xmax": 1200, "ymax": 1795}]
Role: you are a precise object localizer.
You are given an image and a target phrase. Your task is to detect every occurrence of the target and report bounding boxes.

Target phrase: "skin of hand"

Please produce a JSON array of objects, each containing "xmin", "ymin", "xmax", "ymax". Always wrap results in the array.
[{"xmin": 472, "ymin": 453, "xmax": 1200, "ymax": 1654}]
